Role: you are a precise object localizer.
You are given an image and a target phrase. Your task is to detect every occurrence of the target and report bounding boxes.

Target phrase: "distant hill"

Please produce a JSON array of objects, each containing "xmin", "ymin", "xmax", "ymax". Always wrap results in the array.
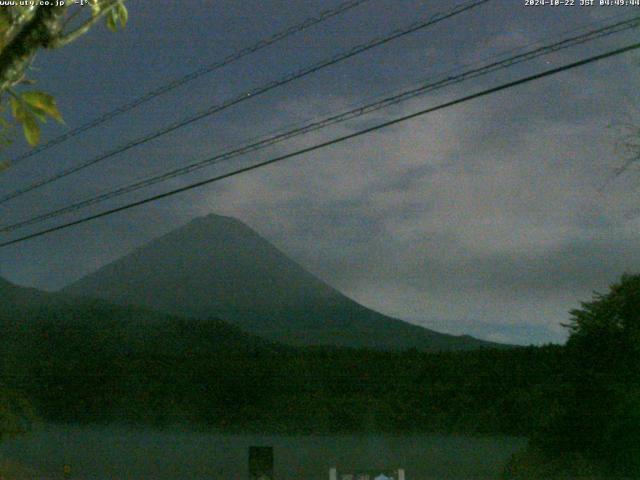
[
  {"xmin": 1, "ymin": 278, "xmax": 558, "ymax": 435},
  {"xmin": 0, "ymin": 277, "xmax": 281, "ymax": 425},
  {"xmin": 0, "ymin": 277, "xmax": 271, "ymax": 359},
  {"xmin": 63, "ymin": 214, "xmax": 504, "ymax": 351}
]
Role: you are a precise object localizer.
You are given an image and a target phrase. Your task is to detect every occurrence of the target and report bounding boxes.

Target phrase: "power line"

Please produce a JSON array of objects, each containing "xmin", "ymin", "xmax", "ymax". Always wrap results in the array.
[
  {"xmin": 0, "ymin": 0, "xmax": 491, "ymax": 205},
  {"xmin": 2, "ymin": 15, "xmax": 638, "ymax": 234},
  {"xmin": 6, "ymin": 0, "xmax": 373, "ymax": 165},
  {"xmin": 1, "ymin": 41, "xmax": 637, "ymax": 249}
]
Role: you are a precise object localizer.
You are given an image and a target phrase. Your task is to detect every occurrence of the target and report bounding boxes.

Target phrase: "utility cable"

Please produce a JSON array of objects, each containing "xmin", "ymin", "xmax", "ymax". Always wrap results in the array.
[
  {"xmin": 2, "ymin": 15, "xmax": 637, "ymax": 234},
  {"xmin": 6, "ymin": 0, "xmax": 374, "ymax": 165},
  {"xmin": 0, "ymin": 0, "xmax": 491, "ymax": 205},
  {"xmin": 1, "ymin": 40, "xmax": 637, "ymax": 248}
]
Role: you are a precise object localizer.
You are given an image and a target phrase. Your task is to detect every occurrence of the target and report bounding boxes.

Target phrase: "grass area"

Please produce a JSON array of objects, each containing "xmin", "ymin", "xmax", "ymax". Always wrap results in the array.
[
  {"xmin": 503, "ymin": 447, "xmax": 605, "ymax": 480},
  {"xmin": 0, "ymin": 458, "xmax": 46, "ymax": 480}
]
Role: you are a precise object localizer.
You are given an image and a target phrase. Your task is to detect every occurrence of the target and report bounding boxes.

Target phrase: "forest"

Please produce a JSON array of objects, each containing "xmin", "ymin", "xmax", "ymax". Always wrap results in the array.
[{"xmin": 1, "ymin": 274, "xmax": 638, "ymax": 478}]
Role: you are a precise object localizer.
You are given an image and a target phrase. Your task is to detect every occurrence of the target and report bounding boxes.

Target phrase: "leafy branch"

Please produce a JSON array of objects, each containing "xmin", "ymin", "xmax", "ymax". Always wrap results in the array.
[
  {"xmin": 8, "ymin": 89, "xmax": 64, "ymax": 147},
  {"xmin": 0, "ymin": 1, "xmax": 128, "ymax": 165}
]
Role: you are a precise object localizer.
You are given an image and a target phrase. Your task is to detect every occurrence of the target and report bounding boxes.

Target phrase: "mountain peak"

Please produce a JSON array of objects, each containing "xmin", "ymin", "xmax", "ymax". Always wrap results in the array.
[
  {"xmin": 193, "ymin": 213, "xmax": 242, "ymax": 225},
  {"xmin": 166, "ymin": 213, "xmax": 261, "ymax": 242},
  {"xmin": 63, "ymin": 213, "xmax": 503, "ymax": 351}
]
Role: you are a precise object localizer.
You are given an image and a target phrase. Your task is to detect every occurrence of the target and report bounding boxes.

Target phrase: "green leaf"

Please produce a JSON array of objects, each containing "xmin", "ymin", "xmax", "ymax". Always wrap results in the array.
[
  {"xmin": 26, "ymin": 105, "xmax": 47, "ymax": 123},
  {"xmin": 9, "ymin": 96, "xmax": 41, "ymax": 144},
  {"xmin": 0, "ymin": 160, "xmax": 10, "ymax": 172},
  {"xmin": 106, "ymin": 8, "xmax": 119, "ymax": 32},
  {"xmin": 9, "ymin": 96, "xmax": 25, "ymax": 121},
  {"xmin": 116, "ymin": 2, "xmax": 128, "ymax": 28},
  {"xmin": 21, "ymin": 91, "xmax": 63, "ymax": 123},
  {"xmin": 0, "ymin": 14, "xmax": 10, "ymax": 50},
  {"xmin": 89, "ymin": 0, "xmax": 102, "ymax": 15},
  {"xmin": 21, "ymin": 111, "xmax": 40, "ymax": 146},
  {"xmin": 106, "ymin": 2, "xmax": 127, "ymax": 31}
]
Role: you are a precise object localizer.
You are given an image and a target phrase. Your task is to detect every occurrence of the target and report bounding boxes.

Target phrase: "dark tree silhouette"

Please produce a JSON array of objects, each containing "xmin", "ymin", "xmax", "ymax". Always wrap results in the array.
[{"xmin": 507, "ymin": 274, "xmax": 640, "ymax": 479}]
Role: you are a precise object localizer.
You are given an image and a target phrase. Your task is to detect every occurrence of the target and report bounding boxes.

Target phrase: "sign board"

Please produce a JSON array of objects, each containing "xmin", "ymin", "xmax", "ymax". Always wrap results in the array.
[
  {"xmin": 330, "ymin": 468, "xmax": 405, "ymax": 480},
  {"xmin": 249, "ymin": 446, "xmax": 274, "ymax": 480}
]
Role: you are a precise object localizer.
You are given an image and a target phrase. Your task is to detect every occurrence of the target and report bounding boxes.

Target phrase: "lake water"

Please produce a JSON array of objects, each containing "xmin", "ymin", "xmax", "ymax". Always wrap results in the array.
[{"xmin": 0, "ymin": 424, "xmax": 525, "ymax": 479}]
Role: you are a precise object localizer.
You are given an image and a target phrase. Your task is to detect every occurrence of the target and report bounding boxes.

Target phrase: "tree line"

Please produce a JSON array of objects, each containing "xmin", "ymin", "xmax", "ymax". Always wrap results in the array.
[{"xmin": 0, "ymin": 275, "xmax": 638, "ymax": 479}]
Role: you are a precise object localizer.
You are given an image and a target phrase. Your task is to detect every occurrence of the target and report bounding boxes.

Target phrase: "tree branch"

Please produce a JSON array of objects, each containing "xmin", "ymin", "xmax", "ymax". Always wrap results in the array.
[
  {"xmin": 1, "ymin": 7, "xmax": 39, "ymax": 50},
  {"xmin": 0, "ymin": 6, "xmax": 68, "ymax": 95},
  {"xmin": 49, "ymin": 1, "xmax": 120, "ymax": 48}
]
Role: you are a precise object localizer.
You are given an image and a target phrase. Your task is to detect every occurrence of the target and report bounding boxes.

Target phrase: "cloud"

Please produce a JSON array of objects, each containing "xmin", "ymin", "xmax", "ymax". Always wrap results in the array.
[
  {"xmin": 192, "ymin": 56, "xmax": 640, "ymax": 344},
  {"xmin": 1, "ymin": 0, "xmax": 638, "ymax": 346}
]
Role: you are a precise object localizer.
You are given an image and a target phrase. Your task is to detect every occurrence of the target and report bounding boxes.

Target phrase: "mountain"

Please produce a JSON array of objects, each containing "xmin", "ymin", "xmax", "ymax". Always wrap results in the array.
[
  {"xmin": 0, "ymin": 277, "xmax": 282, "ymax": 425},
  {"xmin": 62, "ymin": 214, "xmax": 503, "ymax": 351},
  {"xmin": 0, "ymin": 280, "xmax": 556, "ymax": 435},
  {"xmin": 0, "ymin": 275, "xmax": 67, "ymax": 310},
  {"xmin": 0, "ymin": 276, "xmax": 272, "ymax": 359}
]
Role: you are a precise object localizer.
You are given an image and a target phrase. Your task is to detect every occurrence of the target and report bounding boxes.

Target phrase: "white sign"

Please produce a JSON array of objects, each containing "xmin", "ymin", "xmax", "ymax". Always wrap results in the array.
[{"xmin": 330, "ymin": 468, "xmax": 405, "ymax": 480}]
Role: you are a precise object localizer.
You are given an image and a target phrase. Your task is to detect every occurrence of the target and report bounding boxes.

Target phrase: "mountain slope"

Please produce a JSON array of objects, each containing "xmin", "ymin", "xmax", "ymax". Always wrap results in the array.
[
  {"xmin": 63, "ymin": 214, "xmax": 503, "ymax": 350},
  {"xmin": 0, "ymin": 276, "xmax": 272, "ymax": 359},
  {"xmin": 0, "ymin": 281, "xmax": 557, "ymax": 435}
]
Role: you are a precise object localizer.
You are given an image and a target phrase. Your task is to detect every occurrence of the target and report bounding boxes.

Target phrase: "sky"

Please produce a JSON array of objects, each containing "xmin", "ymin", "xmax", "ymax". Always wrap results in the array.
[{"xmin": 0, "ymin": 0, "xmax": 639, "ymax": 345}]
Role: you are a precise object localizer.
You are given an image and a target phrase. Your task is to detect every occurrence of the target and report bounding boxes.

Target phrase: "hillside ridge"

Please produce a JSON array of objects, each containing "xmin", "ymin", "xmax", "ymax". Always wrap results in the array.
[{"xmin": 62, "ymin": 213, "xmax": 506, "ymax": 351}]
